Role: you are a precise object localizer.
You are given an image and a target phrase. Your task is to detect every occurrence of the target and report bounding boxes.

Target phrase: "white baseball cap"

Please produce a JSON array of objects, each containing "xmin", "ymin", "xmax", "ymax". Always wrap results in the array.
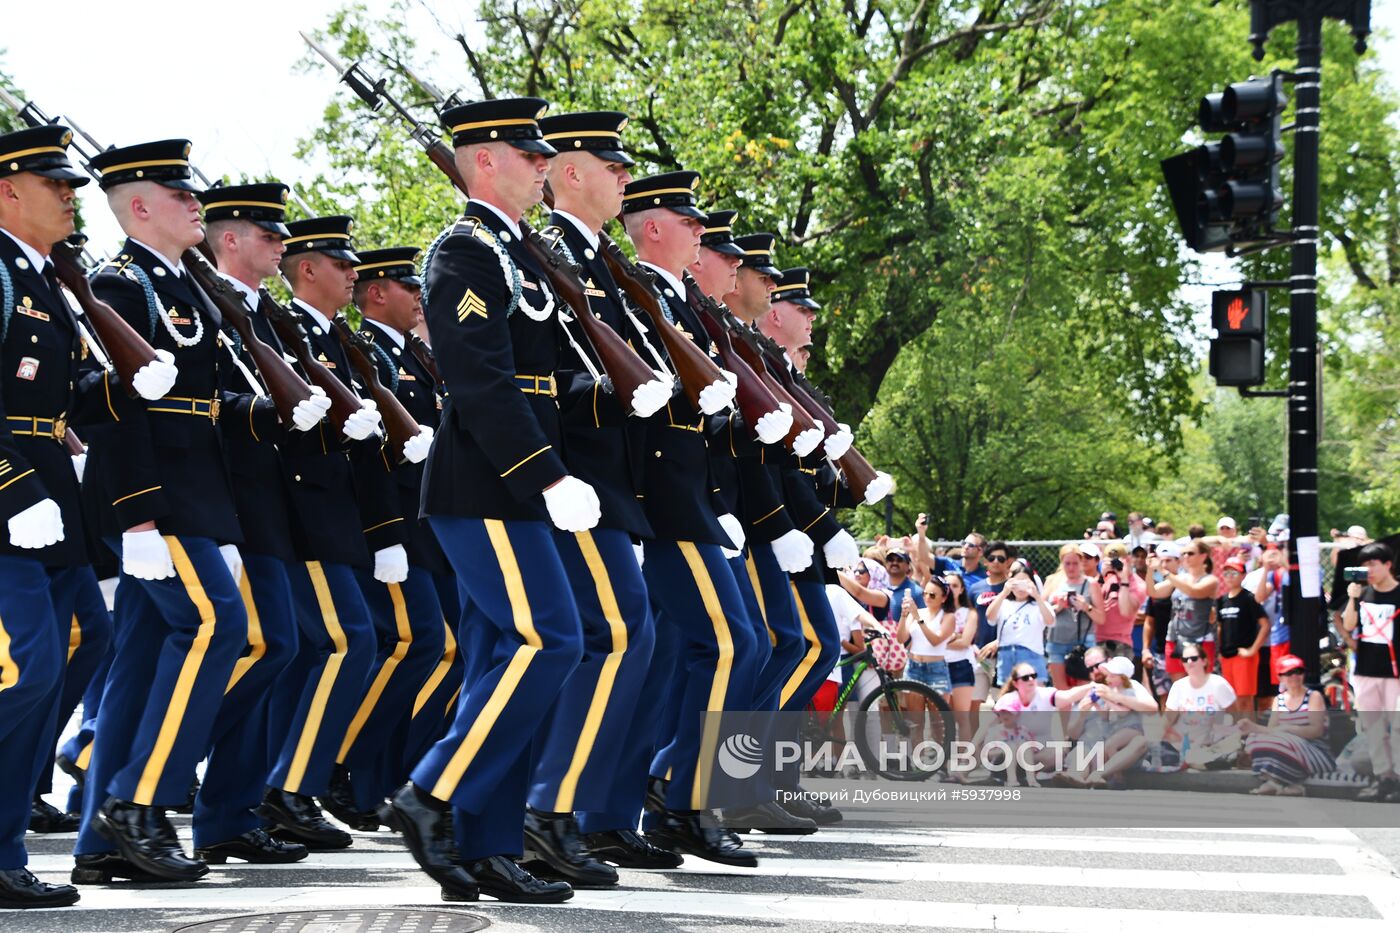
[
  {"xmin": 1156, "ymin": 542, "xmax": 1183, "ymax": 559},
  {"xmin": 1105, "ymin": 656, "xmax": 1135, "ymax": 677},
  {"xmin": 1217, "ymin": 516, "xmax": 1237, "ymax": 530}
]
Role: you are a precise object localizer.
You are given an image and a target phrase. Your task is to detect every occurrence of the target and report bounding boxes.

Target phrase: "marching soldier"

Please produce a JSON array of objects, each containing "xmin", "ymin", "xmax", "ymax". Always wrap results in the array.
[
  {"xmin": 384, "ymin": 97, "xmax": 593, "ymax": 905},
  {"xmin": 72, "ymin": 139, "xmax": 254, "ymax": 884},
  {"xmin": 520, "ymin": 110, "xmax": 674, "ymax": 882},
  {"xmin": 620, "ymin": 171, "xmax": 760, "ymax": 866},
  {"xmin": 260, "ymin": 215, "xmax": 402, "ymax": 850},
  {"xmin": 0, "ymin": 124, "xmax": 118, "ymax": 909},
  {"xmin": 195, "ymin": 181, "xmax": 331, "ymax": 864},
  {"xmin": 325, "ymin": 246, "xmax": 446, "ymax": 829}
]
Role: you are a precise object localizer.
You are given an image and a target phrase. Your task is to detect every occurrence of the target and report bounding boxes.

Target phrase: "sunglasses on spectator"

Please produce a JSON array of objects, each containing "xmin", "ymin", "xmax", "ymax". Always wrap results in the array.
[
  {"xmin": 853, "ymin": 565, "xmax": 870, "ymax": 575},
  {"xmin": 1280, "ymin": 669, "xmax": 1305, "ymax": 677},
  {"xmin": 987, "ymin": 555, "xmax": 1009, "ymax": 563},
  {"xmin": 1086, "ymin": 660, "xmax": 1106, "ymax": 672},
  {"xmin": 1013, "ymin": 673, "xmax": 1037, "ymax": 682},
  {"xmin": 1181, "ymin": 655, "xmax": 1204, "ymax": 663},
  {"xmin": 962, "ymin": 542, "xmax": 982, "ymax": 549}
]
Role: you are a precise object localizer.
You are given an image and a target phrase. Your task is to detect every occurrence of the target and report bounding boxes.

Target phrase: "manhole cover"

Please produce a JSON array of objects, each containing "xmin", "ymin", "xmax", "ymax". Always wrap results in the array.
[{"xmin": 172, "ymin": 909, "xmax": 490, "ymax": 933}]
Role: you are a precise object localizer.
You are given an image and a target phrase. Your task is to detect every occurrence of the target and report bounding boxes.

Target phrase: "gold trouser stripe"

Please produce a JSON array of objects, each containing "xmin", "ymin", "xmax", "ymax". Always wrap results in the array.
[
  {"xmin": 412, "ymin": 617, "xmax": 455, "ymax": 719},
  {"xmin": 284, "ymin": 562, "xmax": 348, "ymax": 794},
  {"xmin": 338, "ymin": 583, "xmax": 413, "ymax": 761},
  {"xmin": 67, "ymin": 613, "xmax": 82, "ymax": 664},
  {"xmin": 678, "ymin": 542, "xmax": 733, "ymax": 810},
  {"xmin": 429, "ymin": 519, "xmax": 542, "ymax": 801},
  {"xmin": 226, "ymin": 570, "xmax": 266, "ymax": 694},
  {"xmin": 744, "ymin": 554, "xmax": 777, "ymax": 647},
  {"xmin": 76, "ymin": 737, "xmax": 93, "ymax": 770},
  {"xmin": 553, "ymin": 531, "xmax": 628, "ymax": 812},
  {"xmin": 780, "ymin": 583, "xmax": 822, "ymax": 708},
  {"xmin": 444, "ymin": 684, "xmax": 462, "ymax": 716},
  {"xmin": 133, "ymin": 537, "xmax": 218, "ymax": 805},
  {"xmin": 0, "ymin": 611, "xmax": 17, "ymax": 693}
]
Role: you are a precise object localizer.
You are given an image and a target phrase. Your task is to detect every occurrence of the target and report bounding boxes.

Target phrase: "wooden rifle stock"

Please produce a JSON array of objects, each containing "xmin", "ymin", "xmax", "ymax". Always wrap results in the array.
[
  {"xmin": 519, "ymin": 224, "xmax": 655, "ymax": 413},
  {"xmin": 62, "ymin": 427, "xmax": 84, "ymax": 456},
  {"xmin": 330, "ymin": 314, "xmax": 421, "ymax": 461},
  {"xmin": 49, "ymin": 240, "xmax": 158, "ymax": 395},
  {"xmin": 597, "ymin": 238, "xmax": 725, "ymax": 410},
  {"xmin": 406, "ymin": 332, "xmax": 442, "ymax": 387},
  {"xmin": 186, "ymin": 243, "xmax": 313, "ymax": 425},
  {"xmin": 263, "ymin": 300, "xmax": 363, "ymax": 432}
]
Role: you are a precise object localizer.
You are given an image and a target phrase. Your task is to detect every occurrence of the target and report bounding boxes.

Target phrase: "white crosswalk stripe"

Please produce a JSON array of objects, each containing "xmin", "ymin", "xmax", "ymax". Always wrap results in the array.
[{"xmin": 21, "ymin": 817, "xmax": 1400, "ymax": 932}]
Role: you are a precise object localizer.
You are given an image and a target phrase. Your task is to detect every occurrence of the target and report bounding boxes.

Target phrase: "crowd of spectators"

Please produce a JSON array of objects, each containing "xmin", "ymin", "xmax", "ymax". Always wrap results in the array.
[{"xmin": 820, "ymin": 511, "xmax": 1400, "ymax": 800}]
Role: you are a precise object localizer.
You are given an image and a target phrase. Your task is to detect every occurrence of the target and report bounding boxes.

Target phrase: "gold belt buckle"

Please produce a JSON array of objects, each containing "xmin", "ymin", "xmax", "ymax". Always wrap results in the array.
[
  {"xmin": 53, "ymin": 416, "xmax": 67, "ymax": 441},
  {"xmin": 546, "ymin": 374, "xmax": 557, "ymax": 397},
  {"xmin": 209, "ymin": 398, "xmax": 221, "ymax": 423}
]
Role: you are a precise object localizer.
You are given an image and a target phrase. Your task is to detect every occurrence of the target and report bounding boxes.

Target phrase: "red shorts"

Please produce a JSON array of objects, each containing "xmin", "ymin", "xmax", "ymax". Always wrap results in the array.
[
  {"xmin": 1165, "ymin": 639, "xmax": 1217, "ymax": 676},
  {"xmin": 1219, "ymin": 652, "xmax": 1259, "ymax": 697},
  {"xmin": 1269, "ymin": 640, "xmax": 1289, "ymax": 684}
]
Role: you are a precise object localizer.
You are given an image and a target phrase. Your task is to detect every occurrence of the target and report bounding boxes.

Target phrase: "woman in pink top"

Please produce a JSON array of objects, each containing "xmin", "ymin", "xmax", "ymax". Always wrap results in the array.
[{"xmin": 1097, "ymin": 542, "xmax": 1146, "ymax": 656}]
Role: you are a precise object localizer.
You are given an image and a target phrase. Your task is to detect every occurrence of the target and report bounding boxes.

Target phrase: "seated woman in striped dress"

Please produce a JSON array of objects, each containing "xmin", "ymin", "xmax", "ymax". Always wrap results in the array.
[{"xmin": 1240, "ymin": 654, "xmax": 1334, "ymax": 796}]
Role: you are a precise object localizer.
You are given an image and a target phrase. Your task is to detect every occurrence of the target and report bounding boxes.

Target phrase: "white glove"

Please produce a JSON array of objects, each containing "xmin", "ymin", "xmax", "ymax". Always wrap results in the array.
[
  {"xmin": 218, "ymin": 543, "xmax": 243, "ymax": 585},
  {"xmin": 823, "ymin": 422, "xmax": 854, "ymax": 460},
  {"xmin": 630, "ymin": 374, "xmax": 673, "ymax": 419},
  {"xmin": 132, "ymin": 349, "xmax": 179, "ymax": 401},
  {"xmin": 122, "ymin": 529, "xmax": 175, "ymax": 580},
  {"xmin": 373, "ymin": 544, "xmax": 409, "ymax": 584},
  {"xmin": 291, "ymin": 386, "xmax": 332, "ymax": 432},
  {"xmin": 697, "ymin": 376, "xmax": 736, "ymax": 415},
  {"xmin": 401, "ymin": 425, "xmax": 435, "ymax": 464},
  {"xmin": 754, "ymin": 402, "xmax": 794, "ymax": 445},
  {"xmin": 863, "ymin": 471, "xmax": 895, "ymax": 506},
  {"xmin": 823, "ymin": 529, "xmax": 861, "ymax": 570},
  {"xmin": 770, "ymin": 528, "xmax": 815, "ymax": 574},
  {"xmin": 8, "ymin": 498, "xmax": 64, "ymax": 549},
  {"xmin": 717, "ymin": 512, "xmax": 746, "ymax": 554},
  {"xmin": 71, "ymin": 452, "xmax": 87, "ymax": 483},
  {"xmin": 342, "ymin": 399, "xmax": 381, "ymax": 441},
  {"xmin": 633, "ymin": 542, "xmax": 646, "ymax": 568},
  {"xmin": 792, "ymin": 424, "xmax": 825, "ymax": 458},
  {"xmin": 542, "ymin": 475, "xmax": 601, "ymax": 532}
]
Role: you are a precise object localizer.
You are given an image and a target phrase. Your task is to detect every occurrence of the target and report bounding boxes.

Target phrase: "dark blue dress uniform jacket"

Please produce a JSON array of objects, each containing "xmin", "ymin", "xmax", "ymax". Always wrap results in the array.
[
  {"xmin": 0, "ymin": 232, "xmax": 118, "ymax": 567},
  {"xmin": 359, "ymin": 319, "xmax": 450, "ymax": 576},
  {"xmin": 420, "ymin": 202, "xmax": 569, "ymax": 523},
  {"xmin": 547, "ymin": 213, "xmax": 651, "ymax": 540},
  {"xmin": 86, "ymin": 239, "xmax": 246, "ymax": 545}
]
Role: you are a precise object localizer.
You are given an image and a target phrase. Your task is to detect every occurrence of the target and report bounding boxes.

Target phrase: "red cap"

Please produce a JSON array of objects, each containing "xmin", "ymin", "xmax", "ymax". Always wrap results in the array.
[
  {"xmin": 1277, "ymin": 654, "xmax": 1305, "ymax": 674},
  {"xmin": 1224, "ymin": 558, "xmax": 1247, "ymax": 573}
]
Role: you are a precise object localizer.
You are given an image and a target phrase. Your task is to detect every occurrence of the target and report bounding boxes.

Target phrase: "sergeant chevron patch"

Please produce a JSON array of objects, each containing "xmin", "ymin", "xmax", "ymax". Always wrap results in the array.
[{"xmin": 457, "ymin": 289, "xmax": 487, "ymax": 321}]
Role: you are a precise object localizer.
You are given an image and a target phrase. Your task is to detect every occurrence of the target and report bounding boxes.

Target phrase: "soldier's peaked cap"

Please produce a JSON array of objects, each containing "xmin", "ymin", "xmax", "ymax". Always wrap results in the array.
[
  {"xmin": 538, "ymin": 111, "xmax": 633, "ymax": 166},
  {"xmin": 198, "ymin": 182, "xmax": 291, "ymax": 237},
  {"xmin": 442, "ymin": 97, "xmax": 557, "ymax": 156},
  {"xmin": 354, "ymin": 247, "xmax": 422, "ymax": 287},
  {"xmin": 772, "ymin": 267, "xmax": 820, "ymax": 310},
  {"xmin": 89, "ymin": 139, "xmax": 200, "ymax": 192},
  {"xmin": 0, "ymin": 125, "xmax": 89, "ymax": 186},
  {"xmin": 621, "ymin": 171, "xmax": 704, "ymax": 219},
  {"xmin": 733, "ymin": 232, "xmax": 780, "ymax": 278},
  {"xmin": 282, "ymin": 215, "xmax": 359, "ymax": 263},
  {"xmin": 700, "ymin": 210, "xmax": 745, "ymax": 257}
]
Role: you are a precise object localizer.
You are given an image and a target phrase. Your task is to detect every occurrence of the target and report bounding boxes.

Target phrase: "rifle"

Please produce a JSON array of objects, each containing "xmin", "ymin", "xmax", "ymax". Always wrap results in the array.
[
  {"xmin": 406, "ymin": 332, "xmax": 442, "ymax": 387},
  {"xmin": 328, "ymin": 314, "xmax": 421, "ymax": 461},
  {"xmin": 301, "ymin": 33, "xmax": 667, "ymax": 417},
  {"xmin": 262, "ymin": 299, "xmax": 365, "ymax": 432}
]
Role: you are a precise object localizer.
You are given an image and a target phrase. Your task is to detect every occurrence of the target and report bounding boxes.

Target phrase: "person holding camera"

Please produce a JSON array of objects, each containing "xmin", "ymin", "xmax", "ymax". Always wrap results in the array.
[
  {"xmin": 981, "ymin": 562, "xmax": 1053, "ymax": 685},
  {"xmin": 1097, "ymin": 542, "xmax": 1145, "ymax": 661},
  {"xmin": 1043, "ymin": 544, "xmax": 1103, "ymax": 689},
  {"xmin": 1149, "ymin": 541, "xmax": 1218, "ymax": 682},
  {"xmin": 1341, "ymin": 541, "xmax": 1400, "ymax": 802}
]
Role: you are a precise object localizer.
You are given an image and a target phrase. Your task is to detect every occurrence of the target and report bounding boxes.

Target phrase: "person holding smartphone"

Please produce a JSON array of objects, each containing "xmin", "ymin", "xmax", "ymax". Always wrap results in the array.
[{"xmin": 981, "ymin": 562, "xmax": 1053, "ymax": 684}]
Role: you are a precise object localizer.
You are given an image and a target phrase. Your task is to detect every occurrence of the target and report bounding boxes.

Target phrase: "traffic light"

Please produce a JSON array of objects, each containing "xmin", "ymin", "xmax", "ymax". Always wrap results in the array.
[
  {"xmin": 1208, "ymin": 288, "xmax": 1266, "ymax": 386},
  {"xmin": 1162, "ymin": 73, "xmax": 1286, "ymax": 253}
]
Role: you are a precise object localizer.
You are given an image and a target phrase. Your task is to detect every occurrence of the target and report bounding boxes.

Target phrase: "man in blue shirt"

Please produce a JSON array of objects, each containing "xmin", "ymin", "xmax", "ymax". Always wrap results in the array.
[{"xmin": 884, "ymin": 549, "xmax": 925, "ymax": 623}]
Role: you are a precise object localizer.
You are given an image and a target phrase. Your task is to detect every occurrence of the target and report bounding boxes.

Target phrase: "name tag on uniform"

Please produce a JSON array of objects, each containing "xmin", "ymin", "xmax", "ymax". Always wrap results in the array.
[
  {"xmin": 584, "ymin": 287, "xmax": 607, "ymax": 298},
  {"xmin": 398, "ymin": 370, "xmax": 416, "ymax": 381},
  {"xmin": 16, "ymin": 356, "xmax": 39, "ymax": 381},
  {"xmin": 17, "ymin": 306, "xmax": 50, "ymax": 322},
  {"xmin": 520, "ymin": 279, "xmax": 539, "ymax": 291}
]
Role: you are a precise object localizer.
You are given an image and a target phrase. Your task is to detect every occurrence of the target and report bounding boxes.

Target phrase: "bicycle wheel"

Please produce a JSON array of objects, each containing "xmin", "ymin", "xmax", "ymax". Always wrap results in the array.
[{"xmin": 854, "ymin": 679, "xmax": 953, "ymax": 782}]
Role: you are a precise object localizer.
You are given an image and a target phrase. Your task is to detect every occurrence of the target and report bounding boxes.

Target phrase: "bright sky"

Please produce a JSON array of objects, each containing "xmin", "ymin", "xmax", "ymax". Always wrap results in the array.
[{"xmin": 2, "ymin": 0, "xmax": 1397, "ymax": 262}]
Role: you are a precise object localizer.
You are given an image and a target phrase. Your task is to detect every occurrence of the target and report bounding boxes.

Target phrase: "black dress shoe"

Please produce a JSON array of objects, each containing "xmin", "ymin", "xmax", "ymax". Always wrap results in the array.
[
  {"xmin": 257, "ymin": 788, "xmax": 352, "ymax": 849},
  {"xmin": 195, "ymin": 828, "xmax": 309, "ymax": 864},
  {"xmin": 91, "ymin": 798, "xmax": 208, "ymax": 882},
  {"xmin": 56, "ymin": 752, "xmax": 85, "ymax": 795},
  {"xmin": 521, "ymin": 808, "xmax": 617, "ymax": 888},
  {"xmin": 723, "ymin": 801, "xmax": 818, "ymax": 835},
  {"xmin": 583, "ymin": 828, "xmax": 683, "ymax": 869},
  {"xmin": 644, "ymin": 775, "xmax": 669, "ymax": 815},
  {"xmin": 319, "ymin": 765, "xmax": 380, "ymax": 832},
  {"xmin": 173, "ymin": 777, "xmax": 199, "ymax": 815},
  {"xmin": 0, "ymin": 868, "xmax": 80, "ymax": 908},
  {"xmin": 29, "ymin": 796, "xmax": 81, "ymax": 833},
  {"xmin": 458, "ymin": 855, "xmax": 573, "ymax": 903},
  {"xmin": 647, "ymin": 810, "xmax": 758, "ymax": 867},
  {"xmin": 380, "ymin": 784, "xmax": 478, "ymax": 901},
  {"xmin": 71, "ymin": 852, "xmax": 166, "ymax": 885},
  {"xmin": 779, "ymin": 794, "xmax": 843, "ymax": 825}
]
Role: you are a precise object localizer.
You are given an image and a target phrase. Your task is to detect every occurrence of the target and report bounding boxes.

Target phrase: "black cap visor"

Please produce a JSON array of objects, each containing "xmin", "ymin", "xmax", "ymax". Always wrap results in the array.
[
  {"xmin": 31, "ymin": 164, "xmax": 90, "ymax": 187},
  {"xmin": 706, "ymin": 240, "xmax": 746, "ymax": 257},
  {"xmin": 250, "ymin": 218, "xmax": 291, "ymax": 238},
  {"xmin": 591, "ymin": 147, "xmax": 636, "ymax": 167},
  {"xmin": 749, "ymin": 261, "xmax": 781, "ymax": 277},
  {"xmin": 321, "ymin": 247, "xmax": 361, "ymax": 263},
  {"xmin": 669, "ymin": 204, "xmax": 706, "ymax": 220},
  {"xmin": 509, "ymin": 138, "xmax": 560, "ymax": 157}
]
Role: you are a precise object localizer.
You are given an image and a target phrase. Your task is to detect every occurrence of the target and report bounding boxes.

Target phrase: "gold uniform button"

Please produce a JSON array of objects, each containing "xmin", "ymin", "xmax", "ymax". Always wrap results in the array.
[
  {"xmin": 30, "ymin": 335, "xmax": 38, "ymax": 343},
  {"xmin": 653, "ymin": 451, "xmax": 661, "ymax": 458},
  {"xmin": 294, "ymin": 474, "xmax": 302, "ymax": 482}
]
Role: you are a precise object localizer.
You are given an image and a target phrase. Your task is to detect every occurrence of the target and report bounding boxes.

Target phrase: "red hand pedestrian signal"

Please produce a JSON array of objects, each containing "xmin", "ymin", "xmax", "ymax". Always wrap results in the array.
[{"xmin": 1227, "ymin": 297, "xmax": 1247, "ymax": 331}]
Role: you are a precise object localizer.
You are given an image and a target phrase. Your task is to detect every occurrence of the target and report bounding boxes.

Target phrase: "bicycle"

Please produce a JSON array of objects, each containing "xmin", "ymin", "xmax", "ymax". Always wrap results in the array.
[{"xmin": 802, "ymin": 629, "xmax": 953, "ymax": 782}]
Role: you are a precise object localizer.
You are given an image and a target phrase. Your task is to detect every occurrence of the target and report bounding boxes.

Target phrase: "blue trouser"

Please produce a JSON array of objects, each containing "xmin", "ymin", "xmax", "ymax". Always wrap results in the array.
[
  {"xmin": 0, "ymin": 557, "xmax": 74, "ymax": 869},
  {"xmin": 339, "ymin": 567, "xmax": 445, "ymax": 811},
  {"xmin": 394, "ymin": 571, "xmax": 465, "ymax": 781},
  {"xmin": 266, "ymin": 560, "xmax": 375, "ymax": 798},
  {"xmin": 192, "ymin": 553, "xmax": 299, "ymax": 848},
  {"xmin": 642, "ymin": 540, "xmax": 758, "ymax": 812},
  {"xmin": 774, "ymin": 579, "xmax": 842, "ymax": 793},
  {"xmin": 413, "ymin": 517, "xmax": 581, "ymax": 861},
  {"xmin": 61, "ymin": 635, "xmax": 113, "ymax": 814},
  {"xmin": 529, "ymin": 528, "xmax": 655, "ymax": 814},
  {"xmin": 745, "ymin": 546, "xmax": 804, "ymax": 712},
  {"xmin": 37, "ymin": 565, "xmax": 110, "ymax": 798},
  {"xmin": 75, "ymin": 536, "xmax": 247, "ymax": 856}
]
